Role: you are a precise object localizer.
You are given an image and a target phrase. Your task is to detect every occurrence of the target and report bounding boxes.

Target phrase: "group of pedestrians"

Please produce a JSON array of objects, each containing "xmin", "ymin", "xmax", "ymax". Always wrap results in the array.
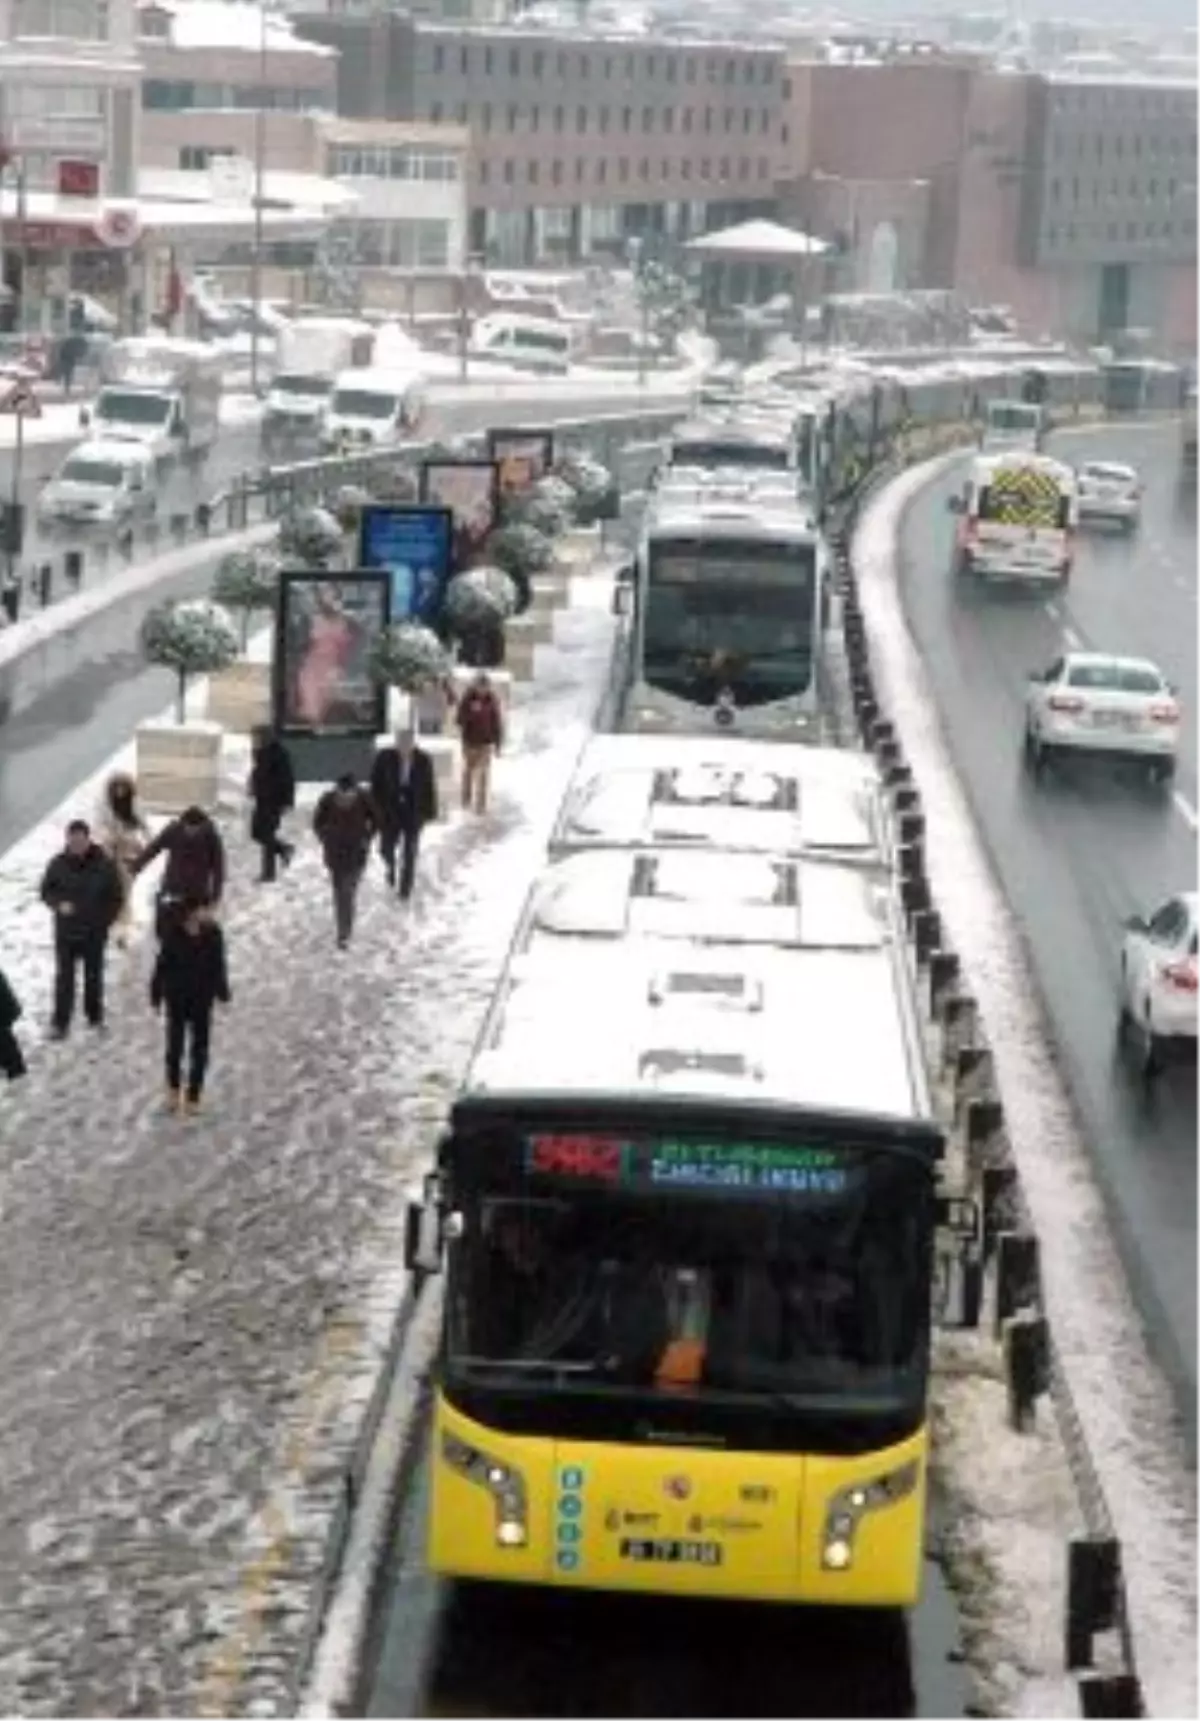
[{"xmin": 0, "ymin": 669, "xmax": 507, "ymax": 1106}]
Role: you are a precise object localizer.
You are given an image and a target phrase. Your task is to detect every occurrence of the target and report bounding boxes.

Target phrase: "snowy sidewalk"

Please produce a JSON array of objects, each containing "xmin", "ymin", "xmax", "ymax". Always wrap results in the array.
[{"xmin": 0, "ymin": 579, "xmax": 616, "ymax": 1716}]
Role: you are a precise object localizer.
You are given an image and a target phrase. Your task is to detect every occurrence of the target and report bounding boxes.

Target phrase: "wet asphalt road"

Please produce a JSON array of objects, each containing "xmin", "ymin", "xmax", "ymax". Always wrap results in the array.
[
  {"xmin": 898, "ymin": 419, "xmax": 1198, "ymax": 1416},
  {"xmin": 360, "ymin": 1419, "xmax": 968, "ymax": 1720},
  {"xmin": 0, "ymin": 385, "xmax": 680, "ymax": 854}
]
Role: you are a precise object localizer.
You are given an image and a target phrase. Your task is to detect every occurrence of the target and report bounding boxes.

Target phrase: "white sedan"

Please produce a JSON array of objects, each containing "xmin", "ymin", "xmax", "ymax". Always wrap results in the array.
[
  {"xmin": 1024, "ymin": 652, "xmax": 1180, "ymax": 783},
  {"xmin": 1076, "ymin": 460, "xmax": 1142, "ymax": 531},
  {"xmin": 1119, "ymin": 892, "xmax": 1198, "ymax": 1075}
]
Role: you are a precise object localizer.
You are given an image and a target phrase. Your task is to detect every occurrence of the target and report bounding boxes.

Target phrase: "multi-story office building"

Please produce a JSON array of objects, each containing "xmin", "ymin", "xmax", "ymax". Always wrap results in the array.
[
  {"xmin": 293, "ymin": 8, "xmax": 786, "ymax": 264},
  {"xmin": 778, "ymin": 49, "xmax": 1197, "ymax": 349}
]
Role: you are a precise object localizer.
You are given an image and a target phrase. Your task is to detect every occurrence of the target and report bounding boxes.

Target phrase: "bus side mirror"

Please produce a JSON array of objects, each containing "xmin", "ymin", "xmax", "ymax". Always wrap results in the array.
[
  {"xmin": 946, "ymin": 494, "xmax": 965, "ymax": 516},
  {"xmin": 403, "ymin": 1181, "xmax": 446, "ymax": 1277}
]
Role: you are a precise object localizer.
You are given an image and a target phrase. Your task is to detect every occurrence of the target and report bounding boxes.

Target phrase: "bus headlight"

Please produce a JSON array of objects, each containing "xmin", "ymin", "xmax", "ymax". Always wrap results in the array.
[
  {"xmin": 442, "ymin": 1432, "xmax": 529, "ymax": 1550},
  {"xmin": 820, "ymin": 1459, "xmax": 920, "ymax": 1572}
]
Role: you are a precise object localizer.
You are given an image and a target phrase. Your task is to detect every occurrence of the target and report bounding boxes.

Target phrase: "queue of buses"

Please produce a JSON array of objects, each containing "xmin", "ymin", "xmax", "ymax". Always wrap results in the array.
[{"xmin": 401, "ymin": 341, "xmax": 1183, "ymax": 1615}]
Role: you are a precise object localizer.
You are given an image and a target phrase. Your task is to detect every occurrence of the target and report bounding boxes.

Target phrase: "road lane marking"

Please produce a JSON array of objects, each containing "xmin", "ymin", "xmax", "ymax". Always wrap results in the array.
[
  {"xmin": 1062, "ymin": 623, "xmax": 1084, "ymax": 650},
  {"xmin": 1044, "ymin": 601, "xmax": 1061, "ymax": 622},
  {"xmin": 1173, "ymin": 792, "xmax": 1198, "ymax": 832}
]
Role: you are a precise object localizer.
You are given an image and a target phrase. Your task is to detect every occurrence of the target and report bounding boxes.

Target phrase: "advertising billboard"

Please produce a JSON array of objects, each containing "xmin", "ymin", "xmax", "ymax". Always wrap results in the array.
[
  {"xmin": 358, "ymin": 503, "xmax": 454, "ymax": 626},
  {"xmin": 487, "ymin": 428, "xmax": 555, "ymax": 496},
  {"xmin": 419, "ymin": 458, "xmax": 500, "ymax": 572},
  {"xmin": 273, "ymin": 569, "xmax": 389, "ymax": 736}
]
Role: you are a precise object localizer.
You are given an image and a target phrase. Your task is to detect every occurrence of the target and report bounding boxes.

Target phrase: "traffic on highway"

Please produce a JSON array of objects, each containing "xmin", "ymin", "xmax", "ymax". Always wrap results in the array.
[{"xmin": 897, "ymin": 420, "xmax": 1197, "ymax": 1407}]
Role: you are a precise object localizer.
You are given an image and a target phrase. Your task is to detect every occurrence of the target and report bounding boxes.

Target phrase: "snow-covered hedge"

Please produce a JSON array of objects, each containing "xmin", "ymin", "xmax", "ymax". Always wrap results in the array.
[{"xmin": 369, "ymin": 622, "xmax": 451, "ymax": 692}]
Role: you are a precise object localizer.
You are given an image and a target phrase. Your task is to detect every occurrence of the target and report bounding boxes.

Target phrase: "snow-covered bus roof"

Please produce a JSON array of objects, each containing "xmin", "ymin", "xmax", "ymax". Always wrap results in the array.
[
  {"xmin": 463, "ymin": 846, "xmax": 932, "ymax": 1124},
  {"xmin": 649, "ymin": 468, "xmax": 815, "ymax": 520},
  {"xmin": 643, "ymin": 493, "xmax": 822, "ymax": 545},
  {"xmin": 550, "ymin": 734, "xmax": 893, "ymax": 864}
]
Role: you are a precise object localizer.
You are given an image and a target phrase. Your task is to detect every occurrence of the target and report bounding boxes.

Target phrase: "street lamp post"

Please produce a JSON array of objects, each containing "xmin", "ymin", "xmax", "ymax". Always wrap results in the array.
[{"xmin": 248, "ymin": 1, "xmax": 267, "ymax": 396}]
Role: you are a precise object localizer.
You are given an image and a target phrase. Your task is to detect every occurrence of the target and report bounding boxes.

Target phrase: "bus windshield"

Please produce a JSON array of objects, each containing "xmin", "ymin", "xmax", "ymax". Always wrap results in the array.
[
  {"xmin": 670, "ymin": 440, "xmax": 790, "ymax": 471},
  {"xmin": 987, "ymin": 403, "xmax": 1040, "ymax": 432},
  {"xmin": 643, "ymin": 542, "xmax": 817, "ymax": 706},
  {"xmin": 446, "ymin": 1151, "xmax": 930, "ymax": 1445}
]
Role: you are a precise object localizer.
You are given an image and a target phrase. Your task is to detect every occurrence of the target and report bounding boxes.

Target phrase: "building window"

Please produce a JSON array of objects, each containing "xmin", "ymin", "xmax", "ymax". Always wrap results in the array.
[
  {"xmin": 758, "ymin": 156, "xmax": 768, "ymax": 179},
  {"xmin": 578, "ymin": 105, "xmax": 588, "ymax": 132},
  {"xmin": 660, "ymin": 157, "xmax": 669, "ymax": 179},
  {"xmin": 701, "ymin": 157, "xmax": 710, "ymax": 177},
  {"xmin": 507, "ymin": 104, "xmax": 517, "ymax": 129},
  {"xmin": 663, "ymin": 107, "xmax": 673, "ymax": 132},
  {"xmin": 460, "ymin": 46, "xmax": 469, "ymax": 73},
  {"xmin": 579, "ymin": 53, "xmax": 590, "ymax": 79},
  {"xmin": 744, "ymin": 61, "xmax": 754, "ymax": 83},
  {"xmin": 180, "ymin": 144, "xmax": 231, "ymax": 170},
  {"xmin": 532, "ymin": 49, "xmax": 544, "ymax": 76},
  {"xmin": 478, "ymin": 160, "xmax": 489, "ymax": 184},
  {"xmin": 557, "ymin": 51, "xmax": 567, "ymax": 75},
  {"xmin": 554, "ymin": 105, "xmax": 564, "ymax": 130},
  {"xmin": 13, "ymin": 0, "xmax": 107, "ymax": 38},
  {"xmin": 531, "ymin": 105, "xmax": 540, "ymax": 131},
  {"xmin": 575, "ymin": 158, "xmax": 584, "ymax": 181},
  {"xmin": 720, "ymin": 157, "xmax": 729, "ymax": 178},
  {"xmin": 682, "ymin": 158, "xmax": 692, "ymax": 179},
  {"xmin": 482, "ymin": 103, "xmax": 492, "ymax": 131},
  {"xmin": 639, "ymin": 157, "xmax": 649, "ymax": 179},
  {"xmin": 619, "ymin": 158, "xmax": 629, "ymax": 181},
  {"xmin": 686, "ymin": 59, "xmax": 697, "ymax": 83},
  {"xmin": 643, "ymin": 106, "xmax": 653, "ymax": 130},
  {"xmin": 430, "ymin": 102, "xmax": 443, "ymax": 122},
  {"xmin": 622, "ymin": 106, "xmax": 632, "ymax": 131},
  {"xmin": 666, "ymin": 57, "xmax": 677, "ymax": 82},
  {"xmin": 760, "ymin": 109, "xmax": 770, "ymax": 133},
  {"xmin": 386, "ymin": 219, "xmax": 449, "ymax": 268},
  {"xmin": 552, "ymin": 159, "xmax": 562, "ymax": 184},
  {"xmin": 682, "ymin": 109, "xmax": 692, "ymax": 133},
  {"xmin": 704, "ymin": 107, "xmax": 712, "ymax": 132},
  {"xmin": 433, "ymin": 44, "xmax": 444, "ymax": 72},
  {"xmin": 598, "ymin": 106, "xmax": 608, "ymax": 132},
  {"xmin": 504, "ymin": 160, "xmax": 514, "ymax": 183},
  {"xmin": 743, "ymin": 109, "xmax": 752, "ymax": 132},
  {"xmin": 1050, "ymin": 177, "xmax": 1060, "ymax": 200},
  {"xmin": 484, "ymin": 47, "xmax": 493, "ymax": 73},
  {"xmin": 509, "ymin": 48, "xmax": 520, "ymax": 75},
  {"xmin": 529, "ymin": 160, "xmax": 538, "ymax": 184},
  {"xmin": 597, "ymin": 158, "xmax": 606, "ymax": 183}
]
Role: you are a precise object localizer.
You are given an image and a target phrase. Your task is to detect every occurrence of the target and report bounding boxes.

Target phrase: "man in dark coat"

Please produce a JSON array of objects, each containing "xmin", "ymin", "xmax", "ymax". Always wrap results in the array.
[
  {"xmin": 39, "ymin": 818, "xmax": 123, "ymax": 1037},
  {"xmin": 130, "ymin": 804, "xmax": 226, "ymax": 940},
  {"xmin": 0, "ymin": 964, "xmax": 27, "ymax": 1080},
  {"xmin": 313, "ymin": 772, "xmax": 378, "ymax": 949},
  {"xmin": 368, "ymin": 727, "xmax": 438, "ymax": 900},
  {"xmin": 150, "ymin": 895, "xmax": 232, "ymax": 1115},
  {"xmin": 248, "ymin": 725, "xmax": 296, "ymax": 883}
]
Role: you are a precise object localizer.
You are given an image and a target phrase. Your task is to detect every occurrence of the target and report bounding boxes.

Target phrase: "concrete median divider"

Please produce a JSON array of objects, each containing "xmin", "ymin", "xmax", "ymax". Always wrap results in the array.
[{"xmin": 827, "ymin": 470, "xmax": 1148, "ymax": 1721}]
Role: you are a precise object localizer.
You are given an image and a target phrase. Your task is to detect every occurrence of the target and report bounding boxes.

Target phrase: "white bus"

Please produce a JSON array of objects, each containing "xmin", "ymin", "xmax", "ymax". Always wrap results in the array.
[
  {"xmin": 549, "ymin": 733, "xmax": 898, "ymax": 871},
  {"xmin": 616, "ymin": 478, "xmax": 830, "ymax": 740}
]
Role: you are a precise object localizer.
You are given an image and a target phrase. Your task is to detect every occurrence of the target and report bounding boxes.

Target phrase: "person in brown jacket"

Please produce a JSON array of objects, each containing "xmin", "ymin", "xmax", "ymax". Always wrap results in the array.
[
  {"xmin": 455, "ymin": 672, "xmax": 504, "ymax": 814},
  {"xmin": 312, "ymin": 772, "xmax": 377, "ymax": 950}
]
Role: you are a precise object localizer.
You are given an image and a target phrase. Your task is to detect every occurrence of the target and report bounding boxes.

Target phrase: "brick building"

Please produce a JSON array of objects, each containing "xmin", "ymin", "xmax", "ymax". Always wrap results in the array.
[{"xmin": 292, "ymin": 9, "xmax": 786, "ymax": 264}]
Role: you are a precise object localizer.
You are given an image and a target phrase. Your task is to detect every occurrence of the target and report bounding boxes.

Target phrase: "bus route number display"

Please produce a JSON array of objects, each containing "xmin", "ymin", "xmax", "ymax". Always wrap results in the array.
[{"xmin": 524, "ymin": 1134, "xmax": 855, "ymax": 1196}]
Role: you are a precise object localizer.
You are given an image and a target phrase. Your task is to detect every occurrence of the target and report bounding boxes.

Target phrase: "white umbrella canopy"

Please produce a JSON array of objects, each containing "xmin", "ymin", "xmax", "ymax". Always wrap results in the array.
[{"xmin": 685, "ymin": 220, "xmax": 831, "ymax": 264}]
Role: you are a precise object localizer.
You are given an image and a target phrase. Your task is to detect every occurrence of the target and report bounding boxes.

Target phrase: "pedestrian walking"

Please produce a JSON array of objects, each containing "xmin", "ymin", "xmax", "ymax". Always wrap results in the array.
[
  {"xmin": 313, "ymin": 772, "xmax": 377, "ymax": 949},
  {"xmin": 0, "ymin": 965, "xmax": 27, "ymax": 1081},
  {"xmin": 39, "ymin": 819, "xmax": 122, "ymax": 1038},
  {"xmin": 455, "ymin": 672, "xmax": 504, "ymax": 814},
  {"xmin": 94, "ymin": 770, "xmax": 149, "ymax": 948},
  {"xmin": 248, "ymin": 725, "xmax": 296, "ymax": 883},
  {"xmin": 369, "ymin": 726, "xmax": 438, "ymax": 899},
  {"xmin": 130, "ymin": 804, "xmax": 225, "ymax": 940},
  {"xmin": 150, "ymin": 895, "xmax": 231, "ymax": 1116}
]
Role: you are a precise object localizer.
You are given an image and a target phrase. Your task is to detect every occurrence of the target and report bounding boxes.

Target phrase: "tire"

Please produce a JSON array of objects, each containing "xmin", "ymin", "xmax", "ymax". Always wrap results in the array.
[
  {"xmin": 1024, "ymin": 722, "xmax": 1050, "ymax": 773},
  {"xmin": 1140, "ymin": 1007, "xmax": 1164, "ymax": 1080}
]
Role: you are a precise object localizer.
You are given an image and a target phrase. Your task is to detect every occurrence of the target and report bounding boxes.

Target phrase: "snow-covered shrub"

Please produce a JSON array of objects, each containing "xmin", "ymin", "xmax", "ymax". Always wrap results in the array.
[
  {"xmin": 210, "ymin": 546, "xmax": 279, "ymax": 649},
  {"xmin": 369, "ymin": 622, "xmax": 451, "ymax": 693},
  {"xmin": 140, "ymin": 599, "xmax": 239, "ymax": 722}
]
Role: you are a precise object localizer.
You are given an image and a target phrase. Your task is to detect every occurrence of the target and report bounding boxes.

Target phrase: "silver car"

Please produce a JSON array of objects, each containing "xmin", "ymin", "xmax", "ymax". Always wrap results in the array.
[{"xmin": 1076, "ymin": 460, "xmax": 1141, "ymax": 532}]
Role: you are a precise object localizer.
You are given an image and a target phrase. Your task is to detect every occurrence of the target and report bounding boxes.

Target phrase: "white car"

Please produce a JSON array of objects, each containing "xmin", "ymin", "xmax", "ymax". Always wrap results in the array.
[
  {"xmin": 1076, "ymin": 460, "xmax": 1142, "ymax": 531},
  {"xmin": 1119, "ymin": 891, "xmax": 1198, "ymax": 1074},
  {"xmin": 1024, "ymin": 652, "xmax": 1180, "ymax": 784}
]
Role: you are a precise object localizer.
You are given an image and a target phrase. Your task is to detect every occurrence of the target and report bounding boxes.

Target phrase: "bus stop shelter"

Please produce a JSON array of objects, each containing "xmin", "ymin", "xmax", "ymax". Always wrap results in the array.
[{"xmin": 685, "ymin": 219, "xmax": 830, "ymax": 318}]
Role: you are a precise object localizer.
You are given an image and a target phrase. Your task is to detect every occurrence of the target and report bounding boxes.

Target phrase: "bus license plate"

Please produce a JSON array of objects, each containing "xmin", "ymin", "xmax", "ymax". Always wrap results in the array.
[{"xmin": 619, "ymin": 1537, "xmax": 723, "ymax": 1566}]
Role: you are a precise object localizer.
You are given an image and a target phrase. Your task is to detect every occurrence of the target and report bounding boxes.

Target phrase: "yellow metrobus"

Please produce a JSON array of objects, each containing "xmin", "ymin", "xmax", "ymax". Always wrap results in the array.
[{"xmin": 405, "ymin": 755, "xmax": 974, "ymax": 1609}]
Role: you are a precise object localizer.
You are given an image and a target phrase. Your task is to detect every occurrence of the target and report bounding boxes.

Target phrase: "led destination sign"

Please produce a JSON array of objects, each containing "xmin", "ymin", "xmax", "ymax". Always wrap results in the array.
[{"xmin": 524, "ymin": 1134, "xmax": 857, "ymax": 1197}]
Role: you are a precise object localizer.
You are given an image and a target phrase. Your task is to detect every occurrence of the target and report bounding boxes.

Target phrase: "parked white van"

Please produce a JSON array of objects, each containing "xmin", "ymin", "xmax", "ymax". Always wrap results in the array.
[{"xmin": 467, "ymin": 314, "xmax": 573, "ymax": 374}]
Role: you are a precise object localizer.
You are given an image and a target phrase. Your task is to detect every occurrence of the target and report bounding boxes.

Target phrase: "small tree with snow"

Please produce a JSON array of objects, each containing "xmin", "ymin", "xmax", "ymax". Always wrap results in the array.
[
  {"xmin": 332, "ymin": 483, "xmax": 373, "ymax": 536},
  {"xmin": 141, "ymin": 599, "xmax": 239, "ymax": 723},
  {"xmin": 278, "ymin": 504, "xmax": 345, "ymax": 569},
  {"xmin": 555, "ymin": 453, "xmax": 620, "ymax": 525},
  {"xmin": 210, "ymin": 547, "xmax": 279, "ymax": 650},
  {"xmin": 369, "ymin": 622, "xmax": 451, "ymax": 696},
  {"xmin": 485, "ymin": 523, "xmax": 553, "ymax": 613}
]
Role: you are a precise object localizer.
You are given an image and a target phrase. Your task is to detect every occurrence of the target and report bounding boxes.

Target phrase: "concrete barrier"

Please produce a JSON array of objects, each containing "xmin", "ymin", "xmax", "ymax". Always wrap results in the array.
[
  {"xmin": 205, "ymin": 660, "xmax": 271, "ymax": 733},
  {"xmin": 136, "ymin": 719, "xmax": 224, "ymax": 814}
]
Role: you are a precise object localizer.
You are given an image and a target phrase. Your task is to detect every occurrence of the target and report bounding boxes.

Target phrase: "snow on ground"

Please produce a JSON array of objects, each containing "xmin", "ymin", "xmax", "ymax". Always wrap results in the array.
[
  {"xmin": 0, "ymin": 555, "xmax": 620, "ymax": 1716},
  {"xmin": 855, "ymin": 457, "xmax": 1197, "ymax": 1720}
]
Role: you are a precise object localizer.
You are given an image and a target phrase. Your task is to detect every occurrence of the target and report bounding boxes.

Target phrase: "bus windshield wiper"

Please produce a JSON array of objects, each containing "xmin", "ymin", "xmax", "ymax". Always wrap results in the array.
[{"xmin": 455, "ymin": 1356, "xmax": 600, "ymax": 1375}]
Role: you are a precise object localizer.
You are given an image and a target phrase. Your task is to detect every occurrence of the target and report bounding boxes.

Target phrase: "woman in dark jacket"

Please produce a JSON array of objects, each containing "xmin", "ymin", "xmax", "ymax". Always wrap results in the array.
[
  {"xmin": 0, "ymin": 965, "xmax": 27, "ymax": 1080},
  {"xmin": 248, "ymin": 726, "xmax": 296, "ymax": 883},
  {"xmin": 150, "ymin": 897, "xmax": 231, "ymax": 1115}
]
